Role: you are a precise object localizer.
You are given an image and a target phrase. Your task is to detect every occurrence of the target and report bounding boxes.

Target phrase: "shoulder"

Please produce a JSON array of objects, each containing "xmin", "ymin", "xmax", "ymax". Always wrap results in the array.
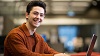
[
  {"xmin": 8, "ymin": 26, "xmax": 23, "ymax": 35},
  {"xmin": 6, "ymin": 26, "xmax": 25, "ymax": 40}
]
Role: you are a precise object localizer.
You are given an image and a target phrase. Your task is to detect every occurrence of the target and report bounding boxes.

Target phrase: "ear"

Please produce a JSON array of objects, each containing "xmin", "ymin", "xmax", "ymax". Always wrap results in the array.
[{"xmin": 25, "ymin": 12, "xmax": 29, "ymax": 19}]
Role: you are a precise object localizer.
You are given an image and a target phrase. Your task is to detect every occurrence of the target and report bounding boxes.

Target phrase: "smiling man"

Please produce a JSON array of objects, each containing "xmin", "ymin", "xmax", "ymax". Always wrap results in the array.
[{"xmin": 4, "ymin": 0, "xmax": 69, "ymax": 56}]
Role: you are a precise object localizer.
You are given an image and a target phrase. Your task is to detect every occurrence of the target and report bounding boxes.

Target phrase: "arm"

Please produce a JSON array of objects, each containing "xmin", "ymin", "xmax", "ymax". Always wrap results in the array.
[
  {"xmin": 42, "ymin": 38, "xmax": 70, "ymax": 56},
  {"xmin": 43, "ymin": 42, "xmax": 59, "ymax": 54}
]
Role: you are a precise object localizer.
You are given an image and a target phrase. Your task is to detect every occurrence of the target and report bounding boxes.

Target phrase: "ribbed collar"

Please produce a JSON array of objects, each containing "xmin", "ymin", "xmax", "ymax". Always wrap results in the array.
[{"xmin": 20, "ymin": 23, "xmax": 33, "ymax": 37}]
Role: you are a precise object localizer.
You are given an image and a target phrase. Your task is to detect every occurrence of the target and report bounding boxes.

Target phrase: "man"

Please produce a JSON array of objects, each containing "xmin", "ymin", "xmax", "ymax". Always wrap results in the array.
[{"xmin": 4, "ymin": 0, "xmax": 69, "ymax": 56}]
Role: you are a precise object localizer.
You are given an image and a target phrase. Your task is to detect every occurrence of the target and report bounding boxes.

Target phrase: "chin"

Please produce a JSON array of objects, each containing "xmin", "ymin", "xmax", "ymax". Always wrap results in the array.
[
  {"xmin": 32, "ymin": 23, "xmax": 40, "ymax": 28},
  {"xmin": 33, "ymin": 25, "xmax": 40, "ymax": 28}
]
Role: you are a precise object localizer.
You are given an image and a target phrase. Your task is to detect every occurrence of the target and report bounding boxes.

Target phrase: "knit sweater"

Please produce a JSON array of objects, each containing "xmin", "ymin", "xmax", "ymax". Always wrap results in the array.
[{"xmin": 4, "ymin": 23, "xmax": 59, "ymax": 56}]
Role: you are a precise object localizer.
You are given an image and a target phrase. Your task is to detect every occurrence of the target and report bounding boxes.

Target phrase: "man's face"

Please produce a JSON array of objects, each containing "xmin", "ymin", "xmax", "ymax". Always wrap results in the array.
[{"xmin": 26, "ymin": 6, "xmax": 45, "ymax": 28}]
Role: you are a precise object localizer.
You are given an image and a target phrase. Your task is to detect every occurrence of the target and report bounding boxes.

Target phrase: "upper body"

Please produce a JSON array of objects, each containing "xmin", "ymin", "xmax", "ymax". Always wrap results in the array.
[
  {"xmin": 4, "ymin": 23, "xmax": 59, "ymax": 56},
  {"xmin": 4, "ymin": 0, "xmax": 69, "ymax": 56}
]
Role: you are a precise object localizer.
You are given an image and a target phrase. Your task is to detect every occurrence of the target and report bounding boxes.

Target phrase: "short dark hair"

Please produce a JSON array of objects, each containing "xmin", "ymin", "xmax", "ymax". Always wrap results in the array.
[{"xmin": 26, "ymin": 0, "xmax": 46, "ymax": 14}]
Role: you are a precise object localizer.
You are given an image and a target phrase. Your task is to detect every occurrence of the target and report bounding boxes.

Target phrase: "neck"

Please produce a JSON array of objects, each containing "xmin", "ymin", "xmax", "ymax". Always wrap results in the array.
[{"xmin": 26, "ymin": 22, "xmax": 36, "ymax": 35}]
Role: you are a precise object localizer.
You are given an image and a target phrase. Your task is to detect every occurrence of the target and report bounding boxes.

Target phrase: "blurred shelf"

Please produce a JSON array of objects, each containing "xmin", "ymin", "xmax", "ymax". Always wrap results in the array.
[{"xmin": 14, "ymin": 18, "xmax": 100, "ymax": 25}]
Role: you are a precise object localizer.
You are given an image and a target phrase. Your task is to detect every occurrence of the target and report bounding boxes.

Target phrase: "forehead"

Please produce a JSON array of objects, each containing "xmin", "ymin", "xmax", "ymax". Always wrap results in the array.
[{"xmin": 31, "ymin": 6, "xmax": 44, "ymax": 14}]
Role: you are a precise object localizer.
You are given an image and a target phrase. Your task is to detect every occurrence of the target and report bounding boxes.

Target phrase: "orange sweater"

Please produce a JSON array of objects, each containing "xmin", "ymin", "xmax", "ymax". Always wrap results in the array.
[{"xmin": 4, "ymin": 23, "xmax": 59, "ymax": 56}]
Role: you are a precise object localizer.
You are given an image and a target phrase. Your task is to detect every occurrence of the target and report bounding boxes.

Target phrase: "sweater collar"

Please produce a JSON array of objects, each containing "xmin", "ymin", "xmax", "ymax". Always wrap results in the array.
[{"xmin": 20, "ymin": 23, "xmax": 33, "ymax": 37}]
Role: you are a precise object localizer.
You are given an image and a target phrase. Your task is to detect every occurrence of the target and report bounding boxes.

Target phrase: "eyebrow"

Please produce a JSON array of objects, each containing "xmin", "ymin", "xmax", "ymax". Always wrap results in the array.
[{"xmin": 33, "ymin": 11, "xmax": 44, "ymax": 14}]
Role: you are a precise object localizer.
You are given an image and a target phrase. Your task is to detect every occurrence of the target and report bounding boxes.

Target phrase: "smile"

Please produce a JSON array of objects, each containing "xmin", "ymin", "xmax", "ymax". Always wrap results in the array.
[{"xmin": 33, "ymin": 18, "xmax": 41, "ymax": 23}]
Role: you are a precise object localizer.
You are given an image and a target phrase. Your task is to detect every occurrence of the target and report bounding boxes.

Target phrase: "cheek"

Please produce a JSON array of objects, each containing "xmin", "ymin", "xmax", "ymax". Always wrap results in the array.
[
  {"xmin": 40, "ymin": 18, "xmax": 44, "ymax": 22},
  {"xmin": 29, "ymin": 14, "xmax": 35, "ymax": 18}
]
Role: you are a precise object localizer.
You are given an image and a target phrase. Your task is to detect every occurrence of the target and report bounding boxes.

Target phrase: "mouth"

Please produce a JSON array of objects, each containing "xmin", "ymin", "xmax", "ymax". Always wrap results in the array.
[{"xmin": 33, "ymin": 18, "xmax": 41, "ymax": 24}]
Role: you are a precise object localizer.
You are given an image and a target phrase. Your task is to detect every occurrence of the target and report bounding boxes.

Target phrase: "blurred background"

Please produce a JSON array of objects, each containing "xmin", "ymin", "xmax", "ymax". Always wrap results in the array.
[{"xmin": 0, "ymin": 0, "xmax": 100, "ymax": 55}]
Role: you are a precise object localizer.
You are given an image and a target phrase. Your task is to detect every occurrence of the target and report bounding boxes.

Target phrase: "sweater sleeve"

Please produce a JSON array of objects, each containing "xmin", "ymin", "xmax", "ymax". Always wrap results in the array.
[
  {"xmin": 43, "ymin": 41, "xmax": 60, "ymax": 54},
  {"xmin": 4, "ymin": 33, "xmax": 54, "ymax": 56}
]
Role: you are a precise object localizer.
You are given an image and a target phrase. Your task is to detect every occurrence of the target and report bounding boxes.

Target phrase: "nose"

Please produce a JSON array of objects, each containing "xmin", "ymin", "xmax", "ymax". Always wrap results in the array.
[
  {"xmin": 34, "ymin": 14, "xmax": 41, "ymax": 22},
  {"xmin": 36, "ymin": 14, "xmax": 40, "ymax": 19}
]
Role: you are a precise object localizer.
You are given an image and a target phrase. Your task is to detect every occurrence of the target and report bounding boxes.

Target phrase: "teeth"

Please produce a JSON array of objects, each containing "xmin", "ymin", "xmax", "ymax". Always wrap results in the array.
[
  {"xmin": 33, "ymin": 18, "xmax": 37, "ymax": 21},
  {"xmin": 33, "ymin": 18, "xmax": 40, "ymax": 23}
]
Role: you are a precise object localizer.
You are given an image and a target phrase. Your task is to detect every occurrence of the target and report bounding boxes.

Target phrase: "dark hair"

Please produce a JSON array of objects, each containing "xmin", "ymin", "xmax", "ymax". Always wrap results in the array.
[{"xmin": 26, "ymin": 0, "xmax": 46, "ymax": 14}]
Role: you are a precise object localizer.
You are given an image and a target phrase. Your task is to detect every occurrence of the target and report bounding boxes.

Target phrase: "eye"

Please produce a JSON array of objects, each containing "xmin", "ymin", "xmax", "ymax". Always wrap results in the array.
[
  {"xmin": 33, "ymin": 11, "xmax": 45, "ymax": 17},
  {"xmin": 40, "ymin": 14, "xmax": 45, "ymax": 17},
  {"xmin": 33, "ymin": 12, "xmax": 38, "ymax": 15}
]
